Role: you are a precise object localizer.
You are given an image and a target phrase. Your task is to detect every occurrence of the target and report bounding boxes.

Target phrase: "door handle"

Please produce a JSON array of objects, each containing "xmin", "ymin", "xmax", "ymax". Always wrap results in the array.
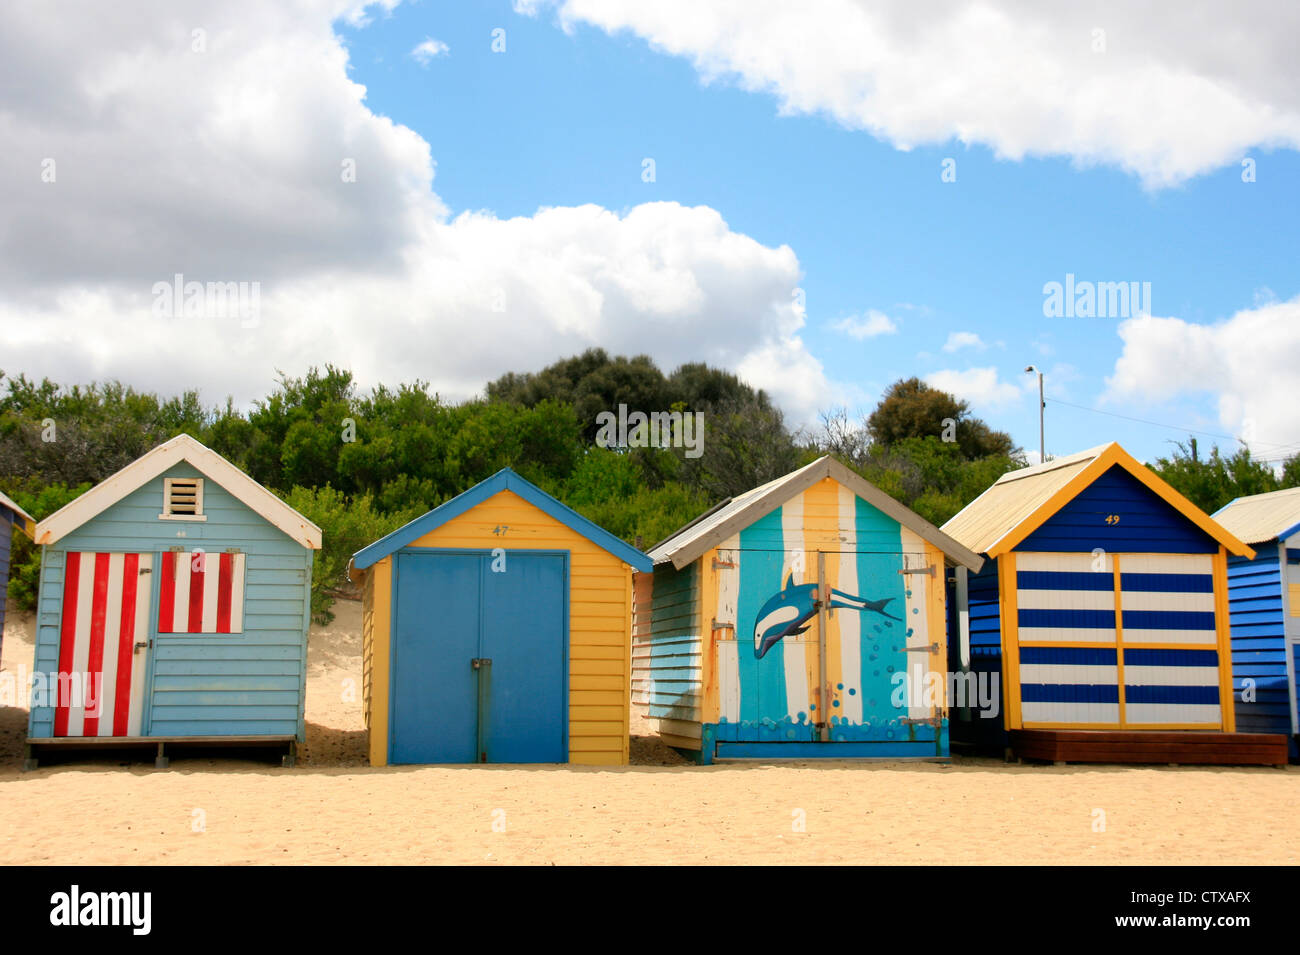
[{"xmin": 472, "ymin": 659, "xmax": 492, "ymax": 762}]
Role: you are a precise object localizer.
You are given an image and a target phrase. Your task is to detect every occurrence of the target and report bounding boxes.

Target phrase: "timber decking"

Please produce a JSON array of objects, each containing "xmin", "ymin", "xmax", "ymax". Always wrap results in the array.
[{"xmin": 1010, "ymin": 729, "xmax": 1289, "ymax": 766}]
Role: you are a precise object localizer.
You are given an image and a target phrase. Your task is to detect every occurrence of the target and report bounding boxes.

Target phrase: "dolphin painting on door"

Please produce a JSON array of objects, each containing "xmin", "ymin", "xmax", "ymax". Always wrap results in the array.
[{"xmin": 632, "ymin": 456, "xmax": 984, "ymax": 762}]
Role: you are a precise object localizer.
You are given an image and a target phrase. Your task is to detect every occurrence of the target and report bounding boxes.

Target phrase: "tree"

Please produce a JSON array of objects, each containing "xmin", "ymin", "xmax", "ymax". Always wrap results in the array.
[
  {"xmin": 867, "ymin": 377, "xmax": 1016, "ymax": 460},
  {"xmin": 1152, "ymin": 437, "xmax": 1281, "ymax": 515},
  {"xmin": 487, "ymin": 349, "xmax": 670, "ymax": 442}
]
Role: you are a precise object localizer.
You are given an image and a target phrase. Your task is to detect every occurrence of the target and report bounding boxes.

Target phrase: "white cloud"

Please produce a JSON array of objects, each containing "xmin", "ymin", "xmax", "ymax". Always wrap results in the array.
[
  {"xmin": 527, "ymin": 0, "xmax": 1300, "ymax": 187},
  {"xmin": 942, "ymin": 331, "xmax": 984, "ymax": 352},
  {"xmin": 831, "ymin": 310, "xmax": 898, "ymax": 339},
  {"xmin": 1106, "ymin": 297, "xmax": 1300, "ymax": 454},
  {"xmin": 925, "ymin": 367, "xmax": 1024, "ymax": 409},
  {"xmin": 411, "ymin": 37, "xmax": 449, "ymax": 65},
  {"xmin": 0, "ymin": 1, "xmax": 836, "ymax": 421}
]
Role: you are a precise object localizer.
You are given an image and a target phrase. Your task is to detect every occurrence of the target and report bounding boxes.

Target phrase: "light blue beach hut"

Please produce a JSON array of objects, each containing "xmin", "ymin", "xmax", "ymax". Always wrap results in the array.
[{"xmin": 25, "ymin": 435, "xmax": 320, "ymax": 767}]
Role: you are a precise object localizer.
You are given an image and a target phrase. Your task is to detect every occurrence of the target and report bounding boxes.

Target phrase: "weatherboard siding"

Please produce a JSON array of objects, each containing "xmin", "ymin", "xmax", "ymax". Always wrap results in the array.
[
  {"xmin": 372, "ymin": 488, "xmax": 632, "ymax": 766},
  {"xmin": 362, "ymin": 558, "xmax": 391, "ymax": 765},
  {"xmin": 1226, "ymin": 547, "xmax": 1288, "ymax": 736},
  {"xmin": 1018, "ymin": 465, "xmax": 1219, "ymax": 554},
  {"xmin": 29, "ymin": 462, "xmax": 312, "ymax": 740},
  {"xmin": 631, "ymin": 561, "xmax": 701, "ymax": 741}
]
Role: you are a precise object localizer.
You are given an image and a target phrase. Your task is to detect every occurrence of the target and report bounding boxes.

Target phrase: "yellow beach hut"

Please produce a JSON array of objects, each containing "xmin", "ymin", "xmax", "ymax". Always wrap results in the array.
[{"xmin": 349, "ymin": 468, "xmax": 652, "ymax": 766}]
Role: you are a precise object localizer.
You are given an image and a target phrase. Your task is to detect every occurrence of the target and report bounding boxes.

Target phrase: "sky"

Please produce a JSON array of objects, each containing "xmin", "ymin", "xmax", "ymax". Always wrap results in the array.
[{"xmin": 2, "ymin": 0, "xmax": 1299, "ymax": 466}]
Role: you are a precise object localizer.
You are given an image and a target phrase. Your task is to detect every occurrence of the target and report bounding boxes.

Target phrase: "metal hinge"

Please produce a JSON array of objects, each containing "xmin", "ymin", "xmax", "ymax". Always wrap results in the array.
[
  {"xmin": 139, "ymin": 566, "xmax": 152, "ymax": 575},
  {"xmin": 711, "ymin": 619, "xmax": 735, "ymax": 632},
  {"xmin": 899, "ymin": 565, "xmax": 935, "ymax": 576},
  {"xmin": 904, "ymin": 643, "xmax": 940, "ymax": 653},
  {"xmin": 712, "ymin": 557, "xmax": 736, "ymax": 570},
  {"xmin": 900, "ymin": 716, "xmax": 943, "ymax": 727}
]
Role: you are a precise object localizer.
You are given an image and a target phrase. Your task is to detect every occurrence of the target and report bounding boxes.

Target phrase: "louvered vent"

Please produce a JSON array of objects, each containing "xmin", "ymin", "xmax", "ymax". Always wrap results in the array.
[{"xmin": 162, "ymin": 477, "xmax": 204, "ymax": 518}]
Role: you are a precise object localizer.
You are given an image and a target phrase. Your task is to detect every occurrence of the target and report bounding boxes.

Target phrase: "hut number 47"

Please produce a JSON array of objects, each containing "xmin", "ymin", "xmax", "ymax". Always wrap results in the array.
[{"xmin": 1104, "ymin": 514, "xmax": 1121, "ymax": 525}]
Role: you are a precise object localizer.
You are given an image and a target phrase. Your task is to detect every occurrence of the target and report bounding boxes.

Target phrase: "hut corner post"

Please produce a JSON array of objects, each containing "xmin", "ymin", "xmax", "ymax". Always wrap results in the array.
[
  {"xmin": 816, "ymin": 550, "xmax": 830, "ymax": 742},
  {"xmin": 955, "ymin": 565, "xmax": 971, "ymax": 723}
]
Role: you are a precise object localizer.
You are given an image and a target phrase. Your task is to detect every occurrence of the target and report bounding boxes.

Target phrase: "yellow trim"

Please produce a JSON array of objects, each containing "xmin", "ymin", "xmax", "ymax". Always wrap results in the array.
[
  {"xmin": 368, "ymin": 557, "xmax": 392, "ymax": 767},
  {"xmin": 700, "ymin": 547, "xmax": 720, "ymax": 725},
  {"xmin": 1114, "ymin": 554, "xmax": 1126, "ymax": 727},
  {"xmin": 925, "ymin": 542, "xmax": 949, "ymax": 717},
  {"xmin": 1213, "ymin": 546, "xmax": 1235, "ymax": 732},
  {"xmin": 999, "ymin": 551, "xmax": 1022, "ymax": 729},
  {"xmin": 622, "ymin": 566, "xmax": 633, "ymax": 764},
  {"xmin": 987, "ymin": 443, "xmax": 1255, "ymax": 559}
]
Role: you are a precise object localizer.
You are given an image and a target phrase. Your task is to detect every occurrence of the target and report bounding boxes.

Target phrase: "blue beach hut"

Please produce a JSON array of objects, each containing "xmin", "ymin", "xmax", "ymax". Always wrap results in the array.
[
  {"xmin": 1212, "ymin": 487, "xmax": 1300, "ymax": 758},
  {"xmin": 25, "ymin": 435, "xmax": 320, "ymax": 767}
]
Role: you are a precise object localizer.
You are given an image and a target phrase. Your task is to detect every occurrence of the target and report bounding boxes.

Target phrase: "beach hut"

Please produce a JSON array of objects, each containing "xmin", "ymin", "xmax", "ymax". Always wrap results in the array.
[
  {"xmin": 1211, "ymin": 487, "xmax": 1300, "ymax": 757},
  {"xmin": 633, "ymin": 455, "xmax": 984, "ymax": 763},
  {"xmin": 25, "ymin": 435, "xmax": 320, "ymax": 768},
  {"xmin": 942, "ymin": 442, "xmax": 1289, "ymax": 765},
  {"xmin": 1, "ymin": 491, "xmax": 37, "ymax": 666},
  {"xmin": 350, "ymin": 468, "xmax": 652, "ymax": 766}
]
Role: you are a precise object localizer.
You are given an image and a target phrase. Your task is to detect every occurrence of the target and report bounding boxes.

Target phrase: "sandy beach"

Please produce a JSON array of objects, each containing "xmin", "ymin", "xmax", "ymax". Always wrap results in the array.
[{"xmin": 1, "ymin": 602, "xmax": 1295, "ymax": 866}]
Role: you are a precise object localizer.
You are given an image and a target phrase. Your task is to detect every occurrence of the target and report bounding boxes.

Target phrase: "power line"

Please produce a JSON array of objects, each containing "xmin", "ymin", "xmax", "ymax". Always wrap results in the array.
[{"xmin": 1044, "ymin": 395, "xmax": 1298, "ymax": 454}]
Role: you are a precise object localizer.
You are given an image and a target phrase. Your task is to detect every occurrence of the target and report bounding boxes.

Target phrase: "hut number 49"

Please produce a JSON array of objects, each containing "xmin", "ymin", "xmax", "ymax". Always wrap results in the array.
[{"xmin": 1105, "ymin": 514, "xmax": 1121, "ymax": 525}]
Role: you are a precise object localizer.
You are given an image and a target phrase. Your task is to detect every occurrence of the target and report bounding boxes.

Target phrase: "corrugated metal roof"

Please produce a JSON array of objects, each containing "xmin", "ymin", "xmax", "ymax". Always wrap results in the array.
[
  {"xmin": 647, "ymin": 455, "xmax": 984, "ymax": 571},
  {"xmin": 941, "ymin": 445, "xmax": 1105, "ymax": 555},
  {"xmin": 1213, "ymin": 486, "xmax": 1300, "ymax": 545}
]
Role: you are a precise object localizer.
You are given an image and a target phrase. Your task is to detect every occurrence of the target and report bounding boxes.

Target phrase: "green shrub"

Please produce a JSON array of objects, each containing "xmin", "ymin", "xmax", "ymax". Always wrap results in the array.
[
  {"xmin": 4, "ymin": 481, "xmax": 93, "ymax": 612},
  {"xmin": 282, "ymin": 486, "xmax": 423, "ymax": 624}
]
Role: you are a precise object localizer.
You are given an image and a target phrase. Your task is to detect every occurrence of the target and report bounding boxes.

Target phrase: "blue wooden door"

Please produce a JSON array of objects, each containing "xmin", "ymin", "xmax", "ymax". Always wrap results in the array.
[
  {"xmin": 390, "ymin": 550, "xmax": 568, "ymax": 763},
  {"xmin": 390, "ymin": 552, "xmax": 481, "ymax": 763},
  {"xmin": 481, "ymin": 552, "xmax": 567, "ymax": 762}
]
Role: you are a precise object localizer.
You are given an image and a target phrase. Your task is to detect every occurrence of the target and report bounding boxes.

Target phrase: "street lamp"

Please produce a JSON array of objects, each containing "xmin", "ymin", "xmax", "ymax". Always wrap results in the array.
[{"xmin": 1025, "ymin": 365, "xmax": 1044, "ymax": 462}]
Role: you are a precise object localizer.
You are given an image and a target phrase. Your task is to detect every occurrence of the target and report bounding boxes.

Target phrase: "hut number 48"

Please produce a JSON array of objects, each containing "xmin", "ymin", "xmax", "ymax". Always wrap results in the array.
[{"xmin": 1104, "ymin": 514, "xmax": 1121, "ymax": 525}]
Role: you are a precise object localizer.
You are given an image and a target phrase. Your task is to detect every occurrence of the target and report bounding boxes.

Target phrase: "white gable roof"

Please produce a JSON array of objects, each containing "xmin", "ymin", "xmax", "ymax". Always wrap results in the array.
[
  {"xmin": 35, "ymin": 434, "xmax": 322, "ymax": 549},
  {"xmin": 648, "ymin": 455, "xmax": 983, "ymax": 571}
]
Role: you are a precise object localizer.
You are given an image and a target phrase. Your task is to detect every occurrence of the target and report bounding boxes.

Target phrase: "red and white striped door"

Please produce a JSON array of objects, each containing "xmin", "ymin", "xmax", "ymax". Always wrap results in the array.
[{"xmin": 55, "ymin": 552, "xmax": 153, "ymax": 737}]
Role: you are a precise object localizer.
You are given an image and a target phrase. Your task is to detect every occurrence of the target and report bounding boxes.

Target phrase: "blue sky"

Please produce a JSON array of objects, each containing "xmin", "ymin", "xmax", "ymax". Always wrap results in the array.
[
  {"xmin": 4, "ymin": 0, "xmax": 1299, "ymax": 466},
  {"xmin": 340, "ymin": 2, "xmax": 1300, "ymax": 462}
]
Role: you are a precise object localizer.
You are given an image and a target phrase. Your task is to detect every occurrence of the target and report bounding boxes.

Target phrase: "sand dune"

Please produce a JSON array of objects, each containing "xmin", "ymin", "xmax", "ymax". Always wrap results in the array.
[{"xmin": 0, "ymin": 603, "xmax": 1295, "ymax": 865}]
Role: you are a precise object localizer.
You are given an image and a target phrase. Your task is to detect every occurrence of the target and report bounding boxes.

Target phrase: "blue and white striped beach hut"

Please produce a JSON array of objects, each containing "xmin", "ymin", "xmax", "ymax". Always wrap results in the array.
[
  {"xmin": 941, "ymin": 443, "xmax": 1286, "ymax": 765},
  {"xmin": 1212, "ymin": 487, "xmax": 1300, "ymax": 758}
]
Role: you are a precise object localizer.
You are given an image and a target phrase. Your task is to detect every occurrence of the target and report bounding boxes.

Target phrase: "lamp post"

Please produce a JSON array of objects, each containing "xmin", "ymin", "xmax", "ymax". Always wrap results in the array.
[{"xmin": 1025, "ymin": 365, "xmax": 1044, "ymax": 462}]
